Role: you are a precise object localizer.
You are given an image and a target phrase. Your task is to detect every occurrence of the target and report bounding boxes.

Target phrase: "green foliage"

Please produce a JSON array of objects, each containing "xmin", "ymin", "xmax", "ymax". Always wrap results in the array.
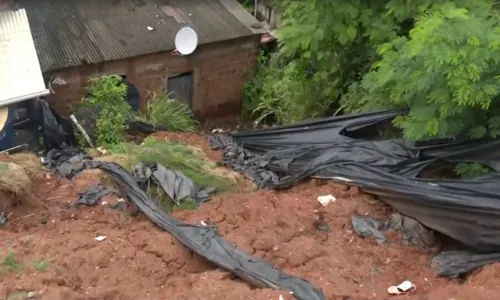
[
  {"xmin": 138, "ymin": 92, "xmax": 197, "ymax": 132},
  {"xmin": 246, "ymin": 0, "xmax": 499, "ymax": 137},
  {"xmin": 243, "ymin": 0, "xmax": 500, "ymax": 177},
  {"xmin": 237, "ymin": 0, "xmax": 254, "ymax": 13},
  {"xmin": 242, "ymin": 53, "xmax": 268, "ymax": 120},
  {"xmin": 2, "ymin": 252, "xmax": 21, "ymax": 273},
  {"xmin": 81, "ymin": 75, "xmax": 131, "ymax": 146},
  {"xmin": 105, "ymin": 137, "xmax": 233, "ymax": 194},
  {"xmin": 343, "ymin": 3, "xmax": 500, "ymax": 140},
  {"xmin": 244, "ymin": 53, "xmax": 335, "ymax": 124},
  {"xmin": 455, "ymin": 162, "xmax": 491, "ymax": 178}
]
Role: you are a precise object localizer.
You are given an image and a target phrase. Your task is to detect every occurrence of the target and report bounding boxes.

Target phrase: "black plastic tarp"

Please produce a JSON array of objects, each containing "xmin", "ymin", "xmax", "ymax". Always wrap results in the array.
[
  {"xmin": 132, "ymin": 162, "xmax": 215, "ymax": 204},
  {"xmin": 208, "ymin": 110, "xmax": 500, "ymax": 276},
  {"xmin": 43, "ymin": 148, "xmax": 326, "ymax": 300}
]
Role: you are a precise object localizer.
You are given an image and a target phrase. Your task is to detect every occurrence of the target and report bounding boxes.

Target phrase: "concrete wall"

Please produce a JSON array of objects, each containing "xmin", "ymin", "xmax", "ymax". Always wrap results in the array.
[
  {"xmin": 45, "ymin": 35, "xmax": 260, "ymax": 119},
  {"xmin": 256, "ymin": 2, "xmax": 281, "ymax": 29}
]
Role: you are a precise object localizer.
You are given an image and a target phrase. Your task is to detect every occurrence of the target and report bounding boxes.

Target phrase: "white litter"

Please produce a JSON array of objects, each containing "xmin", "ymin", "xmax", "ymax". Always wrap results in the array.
[
  {"xmin": 117, "ymin": 198, "xmax": 126, "ymax": 203},
  {"xmin": 317, "ymin": 194, "xmax": 336, "ymax": 206},
  {"xmin": 279, "ymin": 295, "xmax": 284, "ymax": 300},
  {"xmin": 94, "ymin": 235, "xmax": 107, "ymax": 242},
  {"xmin": 27, "ymin": 291, "xmax": 36, "ymax": 298},
  {"xmin": 387, "ymin": 280, "xmax": 415, "ymax": 295},
  {"xmin": 96, "ymin": 147, "xmax": 108, "ymax": 155},
  {"xmin": 200, "ymin": 220, "xmax": 207, "ymax": 226},
  {"xmin": 147, "ymin": 26, "xmax": 154, "ymax": 31}
]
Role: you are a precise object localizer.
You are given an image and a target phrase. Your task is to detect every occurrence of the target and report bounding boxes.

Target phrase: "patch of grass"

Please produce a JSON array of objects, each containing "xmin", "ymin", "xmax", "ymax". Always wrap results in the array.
[
  {"xmin": 137, "ymin": 92, "xmax": 198, "ymax": 132},
  {"xmin": 6, "ymin": 291, "xmax": 28, "ymax": 300},
  {"xmin": 31, "ymin": 260, "xmax": 49, "ymax": 271},
  {"xmin": 2, "ymin": 252, "xmax": 21, "ymax": 273},
  {"xmin": 146, "ymin": 184, "xmax": 198, "ymax": 212},
  {"xmin": 105, "ymin": 137, "xmax": 234, "ymax": 193},
  {"xmin": 98, "ymin": 137, "xmax": 235, "ymax": 211}
]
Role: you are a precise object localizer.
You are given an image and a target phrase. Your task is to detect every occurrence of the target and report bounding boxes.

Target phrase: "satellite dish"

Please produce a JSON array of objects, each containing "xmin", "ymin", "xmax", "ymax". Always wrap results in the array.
[{"xmin": 174, "ymin": 27, "xmax": 198, "ymax": 55}]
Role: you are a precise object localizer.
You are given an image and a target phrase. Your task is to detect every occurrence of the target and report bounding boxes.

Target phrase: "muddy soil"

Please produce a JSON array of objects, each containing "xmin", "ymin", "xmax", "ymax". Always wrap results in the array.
[{"xmin": 0, "ymin": 132, "xmax": 499, "ymax": 300}]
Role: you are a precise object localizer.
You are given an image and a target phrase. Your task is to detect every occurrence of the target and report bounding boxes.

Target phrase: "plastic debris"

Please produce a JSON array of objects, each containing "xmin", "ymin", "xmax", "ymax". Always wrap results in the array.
[
  {"xmin": 387, "ymin": 280, "xmax": 415, "ymax": 295},
  {"xmin": 317, "ymin": 194, "xmax": 336, "ymax": 206},
  {"xmin": 0, "ymin": 210, "xmax": 6, "ymax": 226},
  {"xmin": 43, "ymin": 148, "xmax": 327, "ymax": 300},
  {"xmin": 96, "ymin": 147, "xmax": 108, "ymax": 155},
  {"xmin": 94, "ymin": 235, "xmax": 107, "ymax": 241}
]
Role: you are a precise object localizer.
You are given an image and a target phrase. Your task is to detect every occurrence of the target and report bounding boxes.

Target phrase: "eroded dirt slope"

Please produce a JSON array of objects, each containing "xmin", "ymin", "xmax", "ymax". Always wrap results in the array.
[{"xmin": 0, "ymin": 132, "xmax": 498, "ymax": 300}]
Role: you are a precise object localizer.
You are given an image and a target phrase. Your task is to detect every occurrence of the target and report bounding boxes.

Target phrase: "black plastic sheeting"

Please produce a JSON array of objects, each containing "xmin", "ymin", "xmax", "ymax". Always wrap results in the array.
[
  {"xmin": 208, "ymin": 110, "xmax": 500, "ymax": 277},
  {"xmin": 42, "ymin": 148, "xmax": 327, "ymax": 300},
  {"xmin": 132, "ymin": 163, "xmax": 215, "ymax": 205},
  {"xmin": 71, "ymin": 185, "xmax": 116, "ymax": 207},
  {"xmin": 351, "ymin": 214, "xmax": 436, "ymax": 247},
  {"xmin": 40, "ymin": 100, "xmax": 77, "ymax": 150}
]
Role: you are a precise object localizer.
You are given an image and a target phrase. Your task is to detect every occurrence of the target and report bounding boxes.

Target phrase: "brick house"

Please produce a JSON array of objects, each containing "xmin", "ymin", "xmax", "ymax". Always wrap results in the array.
[{"xmin": 18, "ymin": 0, "xmax": 263, "ymax": 119}]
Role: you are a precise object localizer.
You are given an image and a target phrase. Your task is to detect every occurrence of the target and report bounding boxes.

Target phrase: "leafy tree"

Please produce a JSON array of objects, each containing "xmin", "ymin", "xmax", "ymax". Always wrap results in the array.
[
  {"xmin": 343, "ymin": 3, "xmax": 500, "ymax": 140},
  {"xmin": 245, "ymin": 0, "xmax": 499, "ymax": 142}
]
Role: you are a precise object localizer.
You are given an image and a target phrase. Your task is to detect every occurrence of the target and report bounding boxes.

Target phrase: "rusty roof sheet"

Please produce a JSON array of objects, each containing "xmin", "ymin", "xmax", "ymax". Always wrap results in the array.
[{"xmin": 18, "ymin": 0, "xmax": 260, "ymax": 72}]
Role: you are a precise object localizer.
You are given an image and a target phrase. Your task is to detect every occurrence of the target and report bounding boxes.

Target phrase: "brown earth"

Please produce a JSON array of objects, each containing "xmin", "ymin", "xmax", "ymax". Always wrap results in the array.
[{"xmin": 0, "ymin": 132, "xmax": 499, "ymax": 300}]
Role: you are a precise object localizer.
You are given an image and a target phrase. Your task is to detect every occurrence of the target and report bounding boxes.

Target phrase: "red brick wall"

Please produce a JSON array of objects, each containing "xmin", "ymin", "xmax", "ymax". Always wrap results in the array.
[{"xmin": 45, "ymin": 35, "xmax": 260, "ymax": 120}]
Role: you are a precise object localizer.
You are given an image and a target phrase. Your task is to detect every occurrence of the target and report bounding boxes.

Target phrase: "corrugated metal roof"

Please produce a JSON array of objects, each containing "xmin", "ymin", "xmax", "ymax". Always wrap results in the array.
[
  {"xmin": 18, "ymin": 0, "xmax": 261, "ymax": 72},
  {"xmin": 0, "ymin": 8, "xmax": 48, "ymax": 105}
]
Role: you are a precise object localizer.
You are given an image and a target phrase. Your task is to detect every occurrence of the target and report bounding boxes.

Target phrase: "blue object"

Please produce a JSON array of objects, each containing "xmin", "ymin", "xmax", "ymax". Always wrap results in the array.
[{"xmin": 0, "ymin": 105, "xmax": 14, "ymax": 151}]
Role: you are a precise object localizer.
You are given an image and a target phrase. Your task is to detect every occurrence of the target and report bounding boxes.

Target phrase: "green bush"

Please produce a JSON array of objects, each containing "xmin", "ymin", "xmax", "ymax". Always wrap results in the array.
[
  {"xmin": 242, "ymin": 0, "xmax": 499, "ymax": 177},
  {"xmin": 80, "ymin": 75, "xmax": 131, "ymax": 145},
  {"xmin": 343, "ymin": 3, "xmax": 500, "ymax": 141},
  {"xmin": 244, "ymin": 55, "xmax": 335, "ymax": 125},
  {"xmin": 244, "ymin": 0, "xmax": 497, "ymax": 135},
  {"xmin": 138, "ymin": 92, "xmax": 197, "ymax": 132},
  {"xmin": 455, "ymin": 162, "xmax": 491, "ymax": 178}
]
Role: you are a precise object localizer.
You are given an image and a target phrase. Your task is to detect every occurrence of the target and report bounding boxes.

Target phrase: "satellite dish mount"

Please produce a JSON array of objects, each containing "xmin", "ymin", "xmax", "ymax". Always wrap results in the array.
[{"xmin": 172, "ymin": 27, "xmax": 199, "ymax": 56}]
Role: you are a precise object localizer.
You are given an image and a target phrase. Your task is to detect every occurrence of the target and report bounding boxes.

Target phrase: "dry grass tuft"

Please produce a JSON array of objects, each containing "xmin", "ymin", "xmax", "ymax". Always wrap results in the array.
[
  {"xmin": 0, "ymin": 153, "xmax": 43, "ymax": 207},
  {"xmin": 0, "ymin": 162, "xmax": 32, "ymax": 206},
  {"xmin": 0, "ymin": 153, "xmax": 42, "ymax": 176}
]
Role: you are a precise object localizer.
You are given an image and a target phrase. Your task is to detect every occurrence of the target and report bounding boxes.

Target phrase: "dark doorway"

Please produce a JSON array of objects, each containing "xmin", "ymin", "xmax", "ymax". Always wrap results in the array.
[{"xmin": 166, "ymin": 72, "xmax": 194, "ymax": 108}]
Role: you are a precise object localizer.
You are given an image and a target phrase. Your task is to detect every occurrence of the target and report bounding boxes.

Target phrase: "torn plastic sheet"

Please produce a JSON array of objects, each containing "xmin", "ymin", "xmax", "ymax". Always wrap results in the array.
[
  {"xmin": 71, "ymin": 184, "xmax": 115, "ymax": 207},
  {"xmin": 0, "ymin": 209, "xmax": 6, "ymax": 226},
  {"xmin": 209, "ymin": 110, "xmax": 500, "ymax": 276},
  {"xmin": 43, "ymin": 149, "xmax": 326, "ymax": 300},
  {"xmin": 39, "ymin": 99, "xmax": 77, "ymax": 150},
  {"xmin": 432, "ymin": 251, "xmax": 500, "ymax": 278},
  {"xmin": 351, "ymin": 214, "xmax": 436, "ymax": 247},
  {"xmin": 132, "ymin": 162, "xmax": 215, "ymax": 205}
]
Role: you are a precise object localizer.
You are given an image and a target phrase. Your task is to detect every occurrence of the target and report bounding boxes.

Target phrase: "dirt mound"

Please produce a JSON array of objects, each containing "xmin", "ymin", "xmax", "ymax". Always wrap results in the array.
[{"xmin": 1, "ymin": 133, "xmax": 499, "ymax": 300}]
